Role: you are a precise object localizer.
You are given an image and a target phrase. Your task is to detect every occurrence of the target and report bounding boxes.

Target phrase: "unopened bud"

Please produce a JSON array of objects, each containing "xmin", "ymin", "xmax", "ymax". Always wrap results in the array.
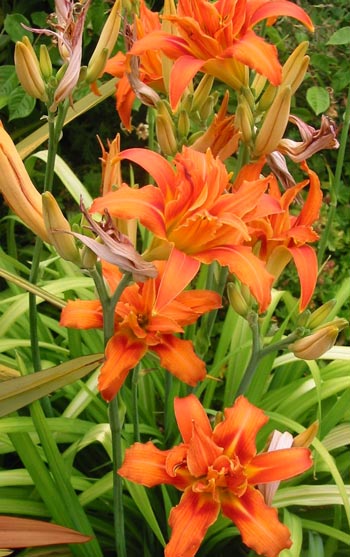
[
  {"xmin": 289, "ymin": 320, "xmax": 348, "ymax": 360},
  {"xmin": 86, "ymin": 47, "xmax": 109, "ymax": 84},
  {"xmin": 42, "ymin": 192, "xmax": 81, "ymax": 265},
  {"xmin": 227, "ymin": 282, "xmax": 250, "ymax": 318},
  {"xmin": 293, "ymin": 421, "xmax": 319, "ymax": 448},
  {"xmin": 257, "ymin": 83, "xmax": 277, "ymax": 113},
  {"xmin": 254, "ymin": 85, "xmax": 292, "ymax": 157},
  {"xmin": 178, "ymin": 109, "xmax": 190, "ymax": 138},
  {"xmin": 156, "ymin": 100, "xmax": 178, "ymax": 156},
  {"xmin": 39, "ymin": 44, "xmax": 52, "ymax": 79},
  {"xmin": 282, "ymin": 41, "xmax": 309, "ymax": 94},
  {"xmin": 200, "ymin": 96, "xmax": 215, "ymax": 122},
  {"xmin": 14, "ymin": 38, "xmax": 48, "ymax": 102},
  {"xmin": 306, "ymin": 300, "xmax": 336, "ymax": 329},
  {"xmin": 87, "ymin": 0, "xmax": 122, "ymax": 80},
  {"xmin": 251, "ymin": 73, "xmax": 267, "ymax": 99},
  {"xmin": 0, "ymin": 364, "xmax": 21, "ymax": 381},
  {"xmin": 235, "ymin": 100, "xmax": 253, "ymax": 144},
  {"xmin": 191, "ymin": 74, "xmax": 214, "ymax": 113},
  {"xmin": 81, "ymin": 244, "xmax": 98, "ymax": 269}
]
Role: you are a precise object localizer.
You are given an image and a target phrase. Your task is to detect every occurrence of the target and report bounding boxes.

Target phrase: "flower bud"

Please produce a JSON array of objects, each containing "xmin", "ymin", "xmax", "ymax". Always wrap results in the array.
[
  {"xmin": 14, "ymin": 38, "xmax": 48, "ymax": 102},
  {"xmin": 0, "ymin": 122, "xmax": 49, "ymax": 242},
  {"xmin": 87, "ymin": 0, "xmax": 122, "ymax": 80},
  {"xmin": 227, "ymin": 282, "xmax": 253, "ymax": 318},
  {"xmin": 42, "ymin": 192, "xmax": 81, "ymax": 265},
  {"xmin": 0, "ymin": 364, "xmax": 21, "ymax": 381},
  {"xmin": 199, "ymin": 96, "xmax": 215, "ymax": 122},
  {"xmin": 191, "ymin": 74, "xmax": 214, "ymax": 113},
  {"xmin": 293, "ymin": 421, "xmax": 319, "ymax": 448},
  {"xmin": 156, "ymin": 100, "xmax": 178, "ymax": 156},
  {"xmin": 289, "ymin": 320, "xmax": 348, "ymax": 360},
  {"xmin": 235, "ymin": 100, "xmax": 253, "ymax": 144},
  {"xmin": 282, "ymin": 41, "xmax": 309, "ymax": 94},
  {"xmin": 251, "ymin": 73, "xmax": 267, "ymax": 99},
  {"xmin": 177, "ymin": 109, "xmax": 190, "ymax": 139},
  {"xmin": 39, "ymin": 44, "xmax": 52, "ymax": 79},
  {"xmin": 81, "ymin": 244, "xmax": 98, "ymax": 269},
  {"xmin": 86, "ymin": 47, "xmax": 109, "ymax": 84},
  {"xmin": 257, "ymin": 83, "xmax": 277, "ymax": 112},
  {"xmin": 306, "ymin": 299, "xmax": 336, "ymax": 329},
  {"xmin": 254, "ymin": 85, "xmax": 292, "ymax": 157}
]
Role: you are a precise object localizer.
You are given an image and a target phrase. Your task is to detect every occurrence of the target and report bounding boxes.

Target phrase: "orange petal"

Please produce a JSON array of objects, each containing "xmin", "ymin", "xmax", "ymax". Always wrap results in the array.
[
  {"xmin": 118, "ymin": 441, "xmax": 175, "ymax": 487},
  {"xmin": 213, "ymin": 396, "xmax": 268, "ymax": 463},
  {"xmin": 154, "ymin": 247, "xmax": 200, "ymax": 313},
  {"xmin": 187, "ymin": 421, "xmax": 223, "ymax": 477},
  {"xmin": 165, "ymin": 488, "xmax": 220, "ymax": 557},
  {"xmin": 229, "ymin": 31, "xmax": 282, "ymax": 86},
  {"xmin": 60, "ymin": 300, "xmax": 103, "ymax": 329},
  {"xmin": 196, "ymin": 245, "xmax": 273, "ymax": 313},
  {"xmin": 288, "ymin": 245, "xmax": 317, "ymax": 311},
  {"xmin": 90, "ymin": 184, "xmax": 166, "ymax": 239},
  {"xmin": 249, "ymin": 1, "xmax": 314, "ymax": 32},
  {"xmin": 175, "ymin": 394, "xmax": 213, "ymax": 443},
  {"xmin": 221, "ymin": 486, "xmax": 292, "ymax": 557},
  {"xmin": 98, "ymin": 334, "xmax": 147, "ymax": 401},
  {"xmin": 169, "ymin": 55, "xmax": 205, "ymax": 109},
  {"xmin": 153, "ymin": 334, "xmax": 206, "ymax": 386},
  {"xmin": 120, "ymin": 148, "xmax": 175, "ymax": 195},
  {"xmin": 247, "ymin": 447, "xmax": 312, "ymax": 484},
  {"xmin": 297, "ymin": 161, "xmax": 323, "ymax": 226}
]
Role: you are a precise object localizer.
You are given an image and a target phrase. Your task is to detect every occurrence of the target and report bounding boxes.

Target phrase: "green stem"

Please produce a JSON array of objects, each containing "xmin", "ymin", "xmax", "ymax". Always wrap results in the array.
[
  {"xmin": 90, "ymin": 269, "xmax": 132, "ymax": 557},
  {"xmin": 132, "ymin": 363, "xmax": 141, "ymax": 442},
  {"xmin": 237, "ymin": 315, "xmax": 303, "ymax": 395},
  {"xmin": 317, "ymin": 80, "xmax": 350, "ymax": 263}
]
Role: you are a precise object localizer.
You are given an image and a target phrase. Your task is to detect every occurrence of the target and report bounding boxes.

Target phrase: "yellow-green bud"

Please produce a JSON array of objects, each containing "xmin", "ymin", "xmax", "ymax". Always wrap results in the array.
[
  {"xmin": 87, "ymin": 0, "xmax": 122, "ymax": 80},
  {"xmin": 81, "ymin": 245, "xmax": 98, "ymax": 269},
  {"xmin": 191, "ymin": 74, "xmax": 214, "ymax": 112},
  {"xmin": 156, "ymin": 100, "xmax": 178, "ymax": 156},
  {"xmin": 42, "ymin": 192, "xmax": 81, "ymax": 265},
  {"xmin": 257, "ymin": 83, "xmax": 277, "ymax": 113},
  {"xmin": 254, "ymin": 85, "xmax": 292, "ymax": 157},
  {"xmin": 293, "ymin": 420, "xmax": 319, "ymax": 448},
  {"xmin": 14, "ymin": 38, "xmax": 48, "ymax": 102},
  {"xmin": 39, "ymin": 44, "xmax": 52, "ymax": 79},
  {"xmin": 227, "ymin": 282, "xmax": 250, "ymax": 318},
  {"xmin": 306, "ymin": 300, "xmax": 336, "ymax": 329},
  {"xmin": 178, "ymin": 109, "xmax": 190, "ymax": 139},
  {"xmin": 200, "ymin": 96, "xmax": 215, "ymax": 122},
  {"xmin": 86, "ymin": 48, "xmax": 109, "ymax": 84}
]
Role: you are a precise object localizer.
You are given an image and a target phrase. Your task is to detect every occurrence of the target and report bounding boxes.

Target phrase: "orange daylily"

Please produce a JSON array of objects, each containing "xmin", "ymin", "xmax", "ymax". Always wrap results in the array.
[
  {"xmin": 130, "ymin": 0, "xmax": 314, "ymax": 108},
  {"xmin": 60, "ymin": 249, "xmax": 221, "ymax": 401},
  {"xmin": 90, "ymin": 146, "xmax": 276, "ymax": 312},
  {"xmin": 235, "ymin": 159, "xmax": 322, "ymax": 310},
  {"xmin": 119, "ymin": 394, "xmax": 313, "ymax": 557},
  {"xmin": 104, "ymin": 0, "xmax": 165, "ymax": 130}
]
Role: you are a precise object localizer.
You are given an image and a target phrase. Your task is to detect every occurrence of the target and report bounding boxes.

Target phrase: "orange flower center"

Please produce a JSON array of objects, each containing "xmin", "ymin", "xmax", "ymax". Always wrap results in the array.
[{"xmin": 192, "ymin": 454, "xmax": 248, "ymax": 500}]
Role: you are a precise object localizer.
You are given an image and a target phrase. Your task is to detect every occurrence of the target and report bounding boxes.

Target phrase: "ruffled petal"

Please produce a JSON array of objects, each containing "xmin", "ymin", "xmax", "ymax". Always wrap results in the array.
[
  {"xmin": 165, "ymin": 488, "xmax": 220, "ymax": 557},
  {"xmin": 90, "ymin": 184, "xmax": 166, "ymax": 239},
  {"xmin": 221, "ymin": 486, "xmax": 292, "ymax": 557},
  {"xmin": 153, "ymin": 335, "xmax": 206, "ymax": 386},
  {"xmin": 187, "ymin": 422, "xmax": 223, "ymax": 477},
  {"xmin": 247, "ymin": 447, "xmax": 312, "ymax": 484},
  {"xmin": 175, "ymin": 394, "xmax": 213, "ymax": 444},
  {"xmin": 98, "ymin": 334, "xmax": 147, "ymax": 401},
  {"xmin": 118, "ymin": 441, "xmax": 176, "ymax": 487},
  {"xmin": 60, "ymin": 300, "xmax": 103, "ymax": 329},
  {"xmin": 213, "ymin": 396, "xmax": 268, "ymax": 463}
]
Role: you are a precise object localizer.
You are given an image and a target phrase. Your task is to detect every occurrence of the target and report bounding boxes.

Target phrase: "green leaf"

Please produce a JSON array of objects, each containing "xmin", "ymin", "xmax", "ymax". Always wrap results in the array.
[
  {"xmin": 0, "ymin": 66, "xmax": 18, "ymax": 98},
  {"xmin": 8, "ymin": 86, "xmax": 36, "ymax": 120},
  {"xmin": 0, "ymin": 354, "xmax": 103, "ymax": 417},
  {"xmin": 327, "ymin": 27, "xmax": 350, "ymax": 45},
  {"xmin": 3, "ymin": 14, "xmax": 33, "ymax": 43},
  {"xmin": 306, "ymin": 86, "xmax": 330, "ymax": 116}
]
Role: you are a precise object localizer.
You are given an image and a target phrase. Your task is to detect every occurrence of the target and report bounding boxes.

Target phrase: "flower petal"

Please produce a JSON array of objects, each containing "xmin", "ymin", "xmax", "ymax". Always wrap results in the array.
[
  {"xmin": 118, "ymin": 441, "xmax": 175, "ymax": 487},
  {"xmin": 119, "ymin": 148, "xmax": 175, "ymax": 195},
  {"xmin": 174, "ymin": 394, "xmax": 213, "ymax": 444},
  {"xmin": 288, "ymin": 245, "xmax": 318, "ymax": 311},
  {"xmin": 154, "ymin": 247, "xmax": 200, "ymax": 313},
  {"xmin": 98, "ymin": 333, "xmax": 147, "ymax": 401},
  {"xmin": 247, "ymin": 447, "xmax": 312, "ymax": 484},
  {"xmin": 187, "ymin": 422, "xmax": 223, "ymax": 477},
  {"xmin": 221, "ymin": 486, "xmax": 292, "ymax": 557},
  {"xmin": 248, "ymin": 0, "xmax": 314, "ymax": 32},
  {"xmin": 165, "ymin": 488, "xmax": 220, "ymax": 557},
  {"xmin": 153, "ymin": 335, "xmax": 206, "ymax": 386},
  {"xmin": 169, "ymin": 55, "xmax": 205, "ymax": 109},
  {"xmin": 90, "ymin": 184, "xmax": 166, "ymax": 239},
  {"xmin": 213, "ymin": 396, "xmax": 268, "ymax": 463},
  {"xmin": 60, "ymin": 300, "xmax": 103, "ymax": 329}
]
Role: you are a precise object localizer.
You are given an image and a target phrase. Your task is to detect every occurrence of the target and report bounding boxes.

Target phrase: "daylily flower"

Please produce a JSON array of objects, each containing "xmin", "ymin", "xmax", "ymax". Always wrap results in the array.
[
  {"xmin": 104, "ymin": 0, "xmax": 165, "ymax": 130},
  {"xmin": 90, "ymin": 146, "xmax": 276, "ymax": 312},
  {"xmin": 60, "ymin": 249, "xmax": 221, "ymax": 401},
  {"xmin": 236, "ymin": 159, "xmax": 322, "ymax": 310},
  {"xmin": 119, "ymin": 394, "xmax": 313, "ymax": 557},
  {"xmin": 129, "ymin": 0, "xmax": 314, "ymax": 108}
]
